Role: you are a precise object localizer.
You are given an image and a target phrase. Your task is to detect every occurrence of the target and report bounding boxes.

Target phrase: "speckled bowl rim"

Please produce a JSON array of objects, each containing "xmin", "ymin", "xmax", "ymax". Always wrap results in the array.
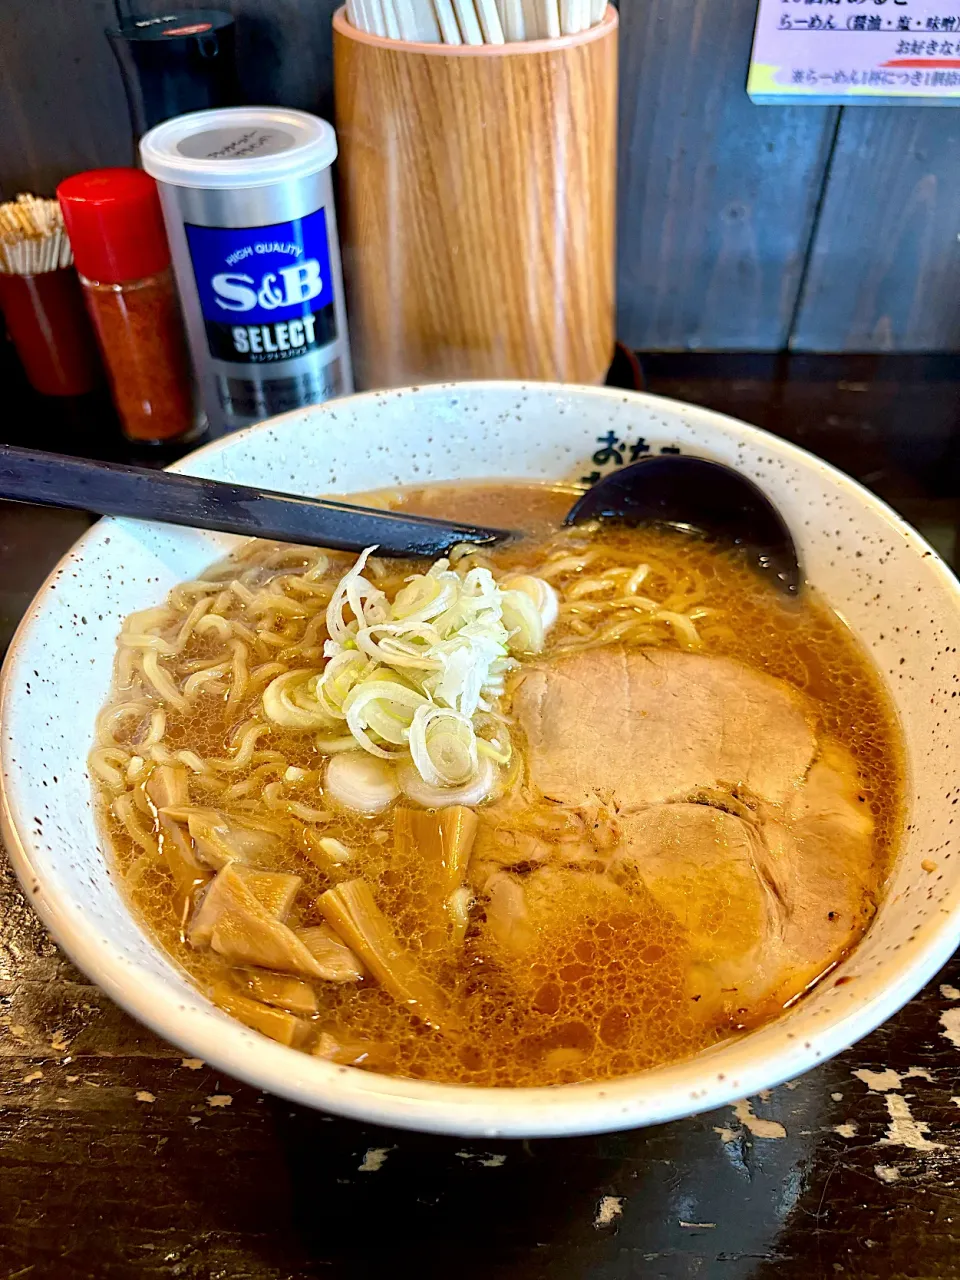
[{"xmin": 2, "ymin": 382, "xmax": 959, "ymax": 1138}]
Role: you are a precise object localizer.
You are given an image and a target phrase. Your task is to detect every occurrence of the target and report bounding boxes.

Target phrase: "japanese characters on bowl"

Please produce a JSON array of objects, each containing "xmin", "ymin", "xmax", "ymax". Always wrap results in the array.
[
  {"xmin": 345, "ymin": 0, "xmax": 607, "ymax": 45},
  {"xmin": 580, "ymin": 432, "xmax": 683, "ymax": 489},
  {"xmin": 748, "ymin": 0, "xmax": 960, "ymax": 105}
]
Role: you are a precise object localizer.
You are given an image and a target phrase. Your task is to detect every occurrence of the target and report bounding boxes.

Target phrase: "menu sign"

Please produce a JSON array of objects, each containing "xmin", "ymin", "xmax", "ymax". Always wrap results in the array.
[{"xmin": 748, "ymin": 0, "xmax": 960, "ymax": 103}]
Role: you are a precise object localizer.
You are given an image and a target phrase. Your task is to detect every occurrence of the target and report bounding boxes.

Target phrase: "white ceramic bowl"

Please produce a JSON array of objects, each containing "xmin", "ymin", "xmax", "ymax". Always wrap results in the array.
[{"xmin": 2, "ymin": 383, "xmax": 959, "ymax": 1137}]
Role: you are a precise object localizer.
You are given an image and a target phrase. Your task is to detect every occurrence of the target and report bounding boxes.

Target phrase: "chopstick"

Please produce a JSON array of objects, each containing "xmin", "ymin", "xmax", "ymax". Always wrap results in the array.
[
  {"xmin": 0, "ymin": 445, "xmax": 514, "ymax": 558},
  {"xmin": 475, "ymin": 0, "xmax": 505, "ymax": 42},
  {"xmin": 540, "ymin": 0, "xmax": 561, "ymax": 37},
  {"xmin": 365, "ymin": 0, "xmax": 387, "ymax": 36},
  {"xmin": 384, "ymin": 1, "xmax": 402, "ymax": 38},
  {"xmin": 453, "ymin": 0, "xmax": 484, "ymax": 44},
  {"xmin": 349, "ymin": 0, "xmax": 602, "ymax": 40},
  {"xmin": 433, "ymin": 0, "xmax": 463, "ymax": 43},
  {"xmin": 520, "ymin": 0, "xmax": 539, "ymax": 37},
  {"xmin": 499, "ymin": 0, "xmax": 526, "ymax": 40},
  {"xmin": 395, "ymin": 0, "xmax": 441, "ymax": 40}
]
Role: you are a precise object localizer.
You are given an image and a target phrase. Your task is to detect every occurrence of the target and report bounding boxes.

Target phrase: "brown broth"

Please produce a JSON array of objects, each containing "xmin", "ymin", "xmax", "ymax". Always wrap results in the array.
[{"xmin": 94, "ymin": 481, "xmax": 905, "ymax": 1086}]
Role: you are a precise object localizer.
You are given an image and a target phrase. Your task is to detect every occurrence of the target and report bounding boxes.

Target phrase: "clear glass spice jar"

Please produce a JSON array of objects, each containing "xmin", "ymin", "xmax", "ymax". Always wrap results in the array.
[{"xmin": 57, "ymin": 167, "xmax": 203, "ymax": 444}]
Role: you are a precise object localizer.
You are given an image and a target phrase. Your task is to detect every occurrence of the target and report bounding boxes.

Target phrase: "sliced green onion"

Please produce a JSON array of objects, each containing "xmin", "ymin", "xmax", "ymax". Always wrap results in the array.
[
  {"xmin": 398, "ymin": 755, "xmax": 498, "ymax": 808},
  {"xmin": 391, "ymin": 572, "xmax": 457, "ymax": 624},
  {"xmin": 315, "ymin": 651, "xmax": 370, "ymax": 720},
  {"xmin": 311, "ymin": 549, "xmax": 546, "ymax": 788},
  {"xmin": 262, "ymin": 668, "xmax": 335, "ymax": 730},
  {"xmin": 343, "ymin": 679, "xmax": 428, "ymax": 758},
  {"xmin": 500, "ymin": 588, "xmax": 545, "ymax": 655},
  {"xmin": 408, "ymin": 705, "xmax": 478, "ymax": 787},
  {"xmin": 476, "ymin": 731, "xmax": 512, "ymax": 765},
  {"xmin": 326, "ymin": 752, "xmax": 399, "ymax": 814},
  {"xmin": 355, "ymin": 623, "xmax": 443, "ymax": 671},
  {"xmin": 325, "ymin": 546, "xmax": 388, "ymax": 651},
  {"xmin": 501, "ymin": 574, "xmax": 559, "ymax": 632}
]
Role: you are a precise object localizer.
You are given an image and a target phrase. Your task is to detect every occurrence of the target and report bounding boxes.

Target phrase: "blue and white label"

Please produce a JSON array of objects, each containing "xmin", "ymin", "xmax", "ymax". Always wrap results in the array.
[{"xmin": 185, "ymin": 208, "xmax": 337, "ymax": 364}]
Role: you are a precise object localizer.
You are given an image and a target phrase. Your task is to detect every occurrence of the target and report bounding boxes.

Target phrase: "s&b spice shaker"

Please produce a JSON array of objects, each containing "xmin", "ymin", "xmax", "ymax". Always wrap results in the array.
[
  {"xmin": 140, "ymin": 107, "xmax": 353, "ymax": 435},
  {"xmin": 57, "ymin": 168, "xmax": 203, "ymax": 444}
]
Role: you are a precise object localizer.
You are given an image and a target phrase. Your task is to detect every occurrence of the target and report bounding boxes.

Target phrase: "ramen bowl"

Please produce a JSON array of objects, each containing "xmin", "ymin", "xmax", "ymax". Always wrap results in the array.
[{"xmin": 2, "ymin": 383, "xmax": 958, "ymax": 1137}]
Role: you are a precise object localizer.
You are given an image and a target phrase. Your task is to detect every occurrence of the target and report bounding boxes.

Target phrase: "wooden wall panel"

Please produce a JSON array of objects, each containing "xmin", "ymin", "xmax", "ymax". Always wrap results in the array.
[
  {"xmin": 615, "ymin": 0, "xmax": 838, "ymax": 352},
  {"xmin": 791, "ymin": 108, "xmax": 960, "ymax": 353},
  {"xmin": 149, "ymin": 0, "xmax": 341, "ymax": 119},
  {"xmin": 1, "ymin": 0, "xmax": 959, "ymax": 352},
  {"xmin": 0, "ymin": 0, "xmax": 130, "ymax": 197},
  {"xmin": 0, "ymin": 0, "xmax": 341, "ymax": 198}
]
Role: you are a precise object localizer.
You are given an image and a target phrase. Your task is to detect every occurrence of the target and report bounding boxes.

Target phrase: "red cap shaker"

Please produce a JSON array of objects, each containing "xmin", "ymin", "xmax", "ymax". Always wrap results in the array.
[
  {"xmin": 58, "ymin": 168, "xmax": 172, "ymax": 284},
  {"xmin": 58, "ymin": 167, "xmax": 201, "ymax": 443}
]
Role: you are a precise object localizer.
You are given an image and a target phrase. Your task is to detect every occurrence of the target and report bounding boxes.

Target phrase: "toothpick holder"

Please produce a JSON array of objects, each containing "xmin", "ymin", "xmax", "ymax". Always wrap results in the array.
[{"xmin": 333, "ymin": 6, "xmax": 618, "ymax": 390}]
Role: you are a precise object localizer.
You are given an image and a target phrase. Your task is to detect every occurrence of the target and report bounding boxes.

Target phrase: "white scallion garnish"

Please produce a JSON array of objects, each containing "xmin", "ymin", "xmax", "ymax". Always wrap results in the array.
[{"xmin": 261, "ymin": 548, "xmax": 557, "ymax": 804}]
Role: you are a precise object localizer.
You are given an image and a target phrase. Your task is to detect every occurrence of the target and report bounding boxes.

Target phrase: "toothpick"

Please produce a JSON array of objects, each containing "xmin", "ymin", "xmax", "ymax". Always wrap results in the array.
[{"xmin": 0, "ymin": 193, "xmax": 72, "ymax": 275}]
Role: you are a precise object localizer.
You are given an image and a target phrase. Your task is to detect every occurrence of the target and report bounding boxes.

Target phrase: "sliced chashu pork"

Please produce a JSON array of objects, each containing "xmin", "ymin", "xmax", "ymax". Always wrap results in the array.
[
  {"xmin": 757, "ymin": 743, "xmax": 877, "ymax": 987},
  {"xmin": 479, "ymin": 768, "xmax": 877, "ymax": 1015},
  {"xmin": 514, "ymin": 647, "xmax": 816, "ymax": 811},
  {"xmin": 486, "ymin": 647, "xmax": 878, "ymax": 1015},
  {"xmin": 610, "ymin": 752, "xmax": 876, "ymax": 1008}
]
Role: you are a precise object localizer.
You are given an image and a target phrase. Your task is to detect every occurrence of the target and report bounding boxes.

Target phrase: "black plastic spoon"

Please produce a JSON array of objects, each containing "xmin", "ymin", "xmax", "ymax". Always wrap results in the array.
[
  {"xmin": 565, "ymin": 456, "xmax": 801, "ymax": 595},
  {"xmin": 0, "ymin": 444, "xmax": 510, "ymax": 558}
]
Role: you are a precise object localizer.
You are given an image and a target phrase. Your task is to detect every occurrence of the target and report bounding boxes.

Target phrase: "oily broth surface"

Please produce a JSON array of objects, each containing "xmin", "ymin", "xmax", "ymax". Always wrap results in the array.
[{"xmin": 94, "ymin": 480, "xmax": 903, "ymax": 1086}]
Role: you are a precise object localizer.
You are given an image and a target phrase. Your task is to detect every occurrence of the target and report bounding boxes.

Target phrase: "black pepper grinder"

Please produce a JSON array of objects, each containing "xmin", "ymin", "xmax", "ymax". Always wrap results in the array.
[{"xmin": 106, "ymin": 10, "xmax": 240, "ymax": 153}]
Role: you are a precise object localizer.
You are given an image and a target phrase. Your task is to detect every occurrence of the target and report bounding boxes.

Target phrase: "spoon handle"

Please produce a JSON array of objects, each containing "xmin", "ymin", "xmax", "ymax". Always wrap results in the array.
[{"xmin": 0, "ymin": 445, "xmax": 512, "ymax": 557}]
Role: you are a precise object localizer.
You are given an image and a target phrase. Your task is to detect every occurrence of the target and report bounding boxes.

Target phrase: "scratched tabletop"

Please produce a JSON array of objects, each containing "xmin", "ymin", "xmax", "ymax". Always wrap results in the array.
[{"xmin": 0, "ymin": 352, "xmax": 958, "ymax": 1280}]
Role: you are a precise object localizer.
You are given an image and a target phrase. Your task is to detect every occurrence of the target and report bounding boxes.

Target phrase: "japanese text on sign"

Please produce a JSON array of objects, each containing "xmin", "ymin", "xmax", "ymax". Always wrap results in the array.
[{"xmin": 748, "ymin": 0, "xmax": 960, "ymax": 102}]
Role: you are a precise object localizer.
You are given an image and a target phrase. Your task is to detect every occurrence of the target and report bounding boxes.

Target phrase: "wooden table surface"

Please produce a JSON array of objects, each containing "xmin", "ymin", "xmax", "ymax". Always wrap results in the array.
[{"xmin": 0, "ymin": 352, "xmax": 958, "ymax": 1280}]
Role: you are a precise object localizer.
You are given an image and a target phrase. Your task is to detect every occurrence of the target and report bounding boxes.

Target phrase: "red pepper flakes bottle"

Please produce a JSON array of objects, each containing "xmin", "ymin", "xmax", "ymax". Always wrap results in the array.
[{"xmin": 57, "ymin": 167, "xmax": 203, "ymax": 444}]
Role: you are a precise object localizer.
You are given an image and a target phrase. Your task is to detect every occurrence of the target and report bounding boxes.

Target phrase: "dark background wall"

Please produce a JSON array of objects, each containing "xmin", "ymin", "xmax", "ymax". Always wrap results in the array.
[{"xmin": 2, "ymin": 0, "xmax": 958, "ymax": 352}]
